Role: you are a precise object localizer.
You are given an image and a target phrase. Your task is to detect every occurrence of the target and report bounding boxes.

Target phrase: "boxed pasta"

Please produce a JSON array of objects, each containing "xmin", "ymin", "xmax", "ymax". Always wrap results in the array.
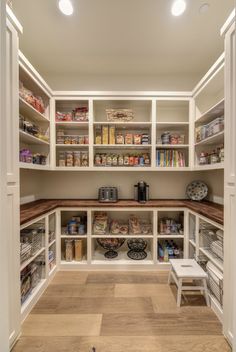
[
  {"xmin": 102, "ymin": 125, "xmax": 109, "ymax": 144},
  {"xmin": 109, "ymin": 126, "xmax": 116, "ymax": 144}
]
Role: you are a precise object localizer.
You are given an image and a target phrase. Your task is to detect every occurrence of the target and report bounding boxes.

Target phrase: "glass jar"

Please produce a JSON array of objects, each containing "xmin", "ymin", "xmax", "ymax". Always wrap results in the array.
[
  {"xmin": 219, "ymin": 146, "xmax": 224, "ymax": 162},
  {"xmin": 65, "ymin": 239, "xmax": 74, "ymax": 262},
  {"xmin": 199, "ymin": 152, "xmax": 208, "ymax": 165},
  {"xmin": 74, "ymin": 239, "xmax": 83, "ymax": 261},
  {"xmin": 210, "ymin": 150, "xmax": 219, "ymax": 164}
]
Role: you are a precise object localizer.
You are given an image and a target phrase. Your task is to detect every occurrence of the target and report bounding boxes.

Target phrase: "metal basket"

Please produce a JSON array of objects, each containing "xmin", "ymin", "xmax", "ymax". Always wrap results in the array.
[{"xmin": 206, "ymin": 262, "xmax": 223, "ymax": 306}]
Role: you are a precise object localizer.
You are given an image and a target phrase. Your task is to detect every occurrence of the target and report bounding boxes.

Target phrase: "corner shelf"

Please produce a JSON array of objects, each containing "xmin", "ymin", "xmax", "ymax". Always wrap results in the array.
[
  {"xmin": 19, "ymin": 98, "xmax": 49, "ymax": 124},
  {"xmin": 20, "ymin": 130, "xmax": 49, "ymax": 145},
  {"xmin": 19, "ymin": 162, "xmax": 50, "ymax": 170},
  {"xmin": 195, "ymin": 99, "xmax": 224, "ymax": 125},
  {"xmin": 195, "ymin": 131, "xmax": 224, "ymax": 146}
]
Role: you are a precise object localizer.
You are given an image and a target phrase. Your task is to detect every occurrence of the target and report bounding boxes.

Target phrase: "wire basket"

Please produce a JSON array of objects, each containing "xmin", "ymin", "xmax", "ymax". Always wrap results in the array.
[
  {"xmin": 21, "ymin": 227, "xmax": 44, "ymax": 255},
  {"xmin": 200, "ymin": 229, "xmax": 223, "ymax": 262},
  {"xmin": 20, "ymin": 242, "xmax": 32, "ymax": 263},
  {"xmin": 206, "ymin": 261, "xmax": 223, "ymax": 306}
]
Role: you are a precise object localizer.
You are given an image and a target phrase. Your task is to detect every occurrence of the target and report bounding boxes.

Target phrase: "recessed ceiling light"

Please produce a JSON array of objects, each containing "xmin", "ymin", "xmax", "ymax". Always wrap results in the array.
[
  {"xmin": 199, "ymin": 3, "xmax": 210, "ymax": 14},
  {"xmin": 171, "ymin": 0, "xmax": 187, "ymax": 16},
  {"xmin": 58, "ymin": 0, "xmax": 74, "ymax": 16}
]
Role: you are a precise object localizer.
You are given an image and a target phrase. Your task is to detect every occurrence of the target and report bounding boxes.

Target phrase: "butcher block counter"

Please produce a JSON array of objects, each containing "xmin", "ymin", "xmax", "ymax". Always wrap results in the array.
[{"xmin": 20, "ymin": 199, "xmax": 224, "ymax": 226}]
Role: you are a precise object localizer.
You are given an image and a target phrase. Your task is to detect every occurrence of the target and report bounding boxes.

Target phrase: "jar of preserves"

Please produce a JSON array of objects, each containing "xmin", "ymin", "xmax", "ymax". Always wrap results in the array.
[{"xmin": 210, "ymin": 150, "xmax": 219, "ymax": 164}]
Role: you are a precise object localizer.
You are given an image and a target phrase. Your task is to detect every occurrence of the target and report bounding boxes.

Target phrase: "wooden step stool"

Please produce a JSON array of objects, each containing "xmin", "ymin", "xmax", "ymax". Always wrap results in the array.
[{"xmin": 168, "ymin": 259, "xmax": 210, "ymax": 307}]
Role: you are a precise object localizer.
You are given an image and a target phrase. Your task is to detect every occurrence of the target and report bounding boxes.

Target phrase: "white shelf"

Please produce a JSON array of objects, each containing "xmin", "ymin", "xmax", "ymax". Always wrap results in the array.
[
  {"xmin": 155, "ymin": 167, "xmax": 190, "ymax": 171},
  {"xmin": 20, "ymin": 162, "xmax": 50, "ymax": 170},
  {"xmin": 92, "ymin": 249, "xmax": 153, "ymax": 265},
  {"xmin": 93, "ymin": 166, "xmax": 152, "ymax": 171},
  {"xmin": 199, "ymin": 247, "xmax": 223, "ymax": 272},
  {"xmin": 20, "ymin": 247, "xmax": 45, "ymax": 271},
  {"xmin": 93, "ymin": 121, "xmax": 152, "ymax": 126},
  {"xmin": 61, "ymin": 259, "xmax": 88, "ymax": 265},
  {"xmin": 92, "ymin": 234, "xmax": 153, "ymax": 239},
  {"xmin": 56, "ymin": 121, "xmax": 89, "ymax": 128},
  {"xmin": 21, "ymin": 279, "xmax": 46, "ymax": 314},
  {"xmin": 195, "ymin": 131, "xmax": 224, "ymax": 146},
  {"xmin": 56, "ymin": 144, "xmax": 89, "ymax": 148},
  {"xmin": 19, "ymin": 98, "xmax": 49, "ymax": 123},
  {"xmin": 93, "ymin": 144, "xmax": 152, "ymax": 148},
  {"xmin": 156, "ymin": 122, "xmax": 189, "ymax": 125},
  {"xmin": 189, "ymin": 239, "xmax": 196, "ymax": 247},
  {"xmin": 49, "ymin": 265, "xmax": 57, "ymax": 277},
  {"xmin": 194, "ymin": 163, "xmax": 224, "ymax": 171},
  {"xmin": 157, "ymin": 261, "xmax": 171, "ymax": 265},
  {"xmin": 55, "ymin": 167, "xmax": 90, "ymax": 171},
  {"xmin": 61, "ymin": 235, "xmax": 87, "ymax": 239},
  {"xmin": 157, "ymin": 234, "xmax": 184, "ymax": 239},
  {"xmin": 20, "ymin": 130, "xmax": 50, "ymax": 145},
  {"xmin": 195, "ymin": 99, "xmax": 224, "ymax": 125},
  {"xmin": 156, "ymin": 144, "xmax": 189, "ymax": 149},
  {"xmin": 49, "ymin": 239, "xmax": 56, "ymax": 247}
]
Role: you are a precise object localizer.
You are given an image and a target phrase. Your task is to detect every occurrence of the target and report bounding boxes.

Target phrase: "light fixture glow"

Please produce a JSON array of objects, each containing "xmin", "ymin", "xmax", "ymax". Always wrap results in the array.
[
  {"xmin": 58, "ymin": 0, "xmax": 73, "ymax": 16},
  {"xmin": 171, "ymin": 0, "xmax": 186, "ymax": 16}
]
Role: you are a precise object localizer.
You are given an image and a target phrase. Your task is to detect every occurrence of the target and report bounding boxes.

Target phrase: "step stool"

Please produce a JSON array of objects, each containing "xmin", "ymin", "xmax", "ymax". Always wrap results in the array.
[{"xmin": 168, "ymin": 259, "xmax": 210, "ymax": 307}]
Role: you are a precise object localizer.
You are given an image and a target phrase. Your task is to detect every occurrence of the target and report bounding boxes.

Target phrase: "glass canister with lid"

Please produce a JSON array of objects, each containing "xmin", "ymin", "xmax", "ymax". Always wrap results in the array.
[{"xmin": 65, "ymin": 239, "xmax": 74, "ymax": 262}]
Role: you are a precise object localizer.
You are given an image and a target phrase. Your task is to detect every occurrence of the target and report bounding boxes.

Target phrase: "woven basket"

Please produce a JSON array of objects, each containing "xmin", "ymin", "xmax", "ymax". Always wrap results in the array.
[{"xmin": 106, "ymin": 109, "xmax": 134, "ymax": 122}]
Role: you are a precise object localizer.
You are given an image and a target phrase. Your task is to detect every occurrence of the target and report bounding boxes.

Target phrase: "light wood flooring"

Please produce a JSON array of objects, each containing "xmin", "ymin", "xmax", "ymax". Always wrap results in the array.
[{"xmin": 13, "ymin": 271, "xmax": 231, "ymax": 352}]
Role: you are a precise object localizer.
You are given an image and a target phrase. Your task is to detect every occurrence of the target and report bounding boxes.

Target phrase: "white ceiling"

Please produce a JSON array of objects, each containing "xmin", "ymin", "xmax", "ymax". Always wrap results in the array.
[{"xmin": 13, "ymin": 0, "xmax": 235, "ymax": 90}]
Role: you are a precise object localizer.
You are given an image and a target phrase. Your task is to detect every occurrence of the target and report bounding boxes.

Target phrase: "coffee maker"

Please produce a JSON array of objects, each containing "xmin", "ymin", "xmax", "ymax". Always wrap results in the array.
[{"xmin": 134, "ymin": 181, "xmax": 149, "ymax": 203}]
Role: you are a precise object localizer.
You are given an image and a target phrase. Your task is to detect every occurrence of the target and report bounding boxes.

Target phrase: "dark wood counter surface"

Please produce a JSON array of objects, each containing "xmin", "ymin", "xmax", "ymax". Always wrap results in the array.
[{"xmin": 20, "ymin": 199, "xmax": 224, "ymax": 226}]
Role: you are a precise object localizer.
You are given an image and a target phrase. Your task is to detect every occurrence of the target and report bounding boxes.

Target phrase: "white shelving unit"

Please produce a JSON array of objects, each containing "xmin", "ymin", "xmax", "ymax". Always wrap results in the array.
[
  {"xmin": 186, "ymin": 210, "xmax": 224, "ymax": 321},
  {"xmin": 193, "ymin": 56, "xmax": 225, "ymax": 170},
  {"xmin": 20, "ymin": 211, "xmax": 58, "ymax": 322},
  {"xmin": 19, "ymin": 53, "xmax": 52, "ymax": 171}
]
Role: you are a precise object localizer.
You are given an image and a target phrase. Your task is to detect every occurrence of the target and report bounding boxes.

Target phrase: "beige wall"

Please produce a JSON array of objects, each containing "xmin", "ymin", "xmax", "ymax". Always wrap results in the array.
[{"xmin": 20, "ymin": 170, "xmax": 224, "ymax": 204}]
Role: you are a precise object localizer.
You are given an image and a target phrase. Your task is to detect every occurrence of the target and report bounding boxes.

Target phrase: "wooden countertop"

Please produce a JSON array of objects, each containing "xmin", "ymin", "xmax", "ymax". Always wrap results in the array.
[{"xmin": 20, "ymin": 199, "xmax": 224, "ymax": 226}]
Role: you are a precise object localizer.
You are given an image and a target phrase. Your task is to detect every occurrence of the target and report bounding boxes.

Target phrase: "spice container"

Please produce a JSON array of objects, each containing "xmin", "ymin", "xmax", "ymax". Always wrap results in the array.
[
  {"xmin": 116, "ymin": 132, "xmax": 124, "ymax": 144},
  {"xmin": 75, "ymin": 240, "xmax": 83, "ymax": 261},
  {"xmin": 65, "ymin": 239, "xmax": 74, "ymax": 262},
  {"xmin": 125, "ymin": 133, "xmax": 133, "ymax": 145}
]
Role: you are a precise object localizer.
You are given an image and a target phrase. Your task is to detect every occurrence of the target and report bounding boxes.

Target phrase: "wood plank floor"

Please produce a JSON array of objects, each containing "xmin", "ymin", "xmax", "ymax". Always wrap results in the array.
[{"xmin": 13, "ymin": 271, "xmax": 231, "ymax": 352}]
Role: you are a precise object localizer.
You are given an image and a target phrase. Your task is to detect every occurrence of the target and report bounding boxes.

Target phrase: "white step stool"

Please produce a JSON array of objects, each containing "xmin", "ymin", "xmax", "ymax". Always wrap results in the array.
[{"xmin": 168, "ymin": 259, "xmax": 210, "ymax": 307}]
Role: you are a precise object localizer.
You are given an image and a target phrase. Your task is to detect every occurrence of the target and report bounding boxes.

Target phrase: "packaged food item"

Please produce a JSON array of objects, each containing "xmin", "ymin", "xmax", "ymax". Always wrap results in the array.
[
  {"xmin": 81, "ymin": 151, "xmax": 89, "ymax": 167},
  {"xmin": 129, "ymin": 156, "xmax": 134, "ymax": 166},
  {"xmin": 125, "ymin": 133, "xmax": 133, "ymax": 145},
  {"xmin": 74, "ymin": 239, "xmax": 83, "ymax": 261},
  {"xmin": 78, "ymin": 136, "xmax": 85, "ymax": 145},
  {"xmin": 210, "ymin": 150, "xmax": 219, "ymax": 164},
  {"xmin": 161, "ymin": 132, "xmax": 170, "ymax": 145},
  {"xmin": 129, "ymin": 215, "xmax": 142, "ymax": 234},
  {"xmin": 102, "ymin": 125, "xmax": 109, "ymax": 144},
  {"xmin": 116, "ymin": 132, "xmax": 125, "ymax": 144},
  {"xmin": 106, "ymin": 109, "xmax": 134, "ymax": 122},
  {"xmin": 95, "ymin": 154, "xmax": 102, "ymax": 166},
  {"xmin": 84, "ymin": 135, "xmax": 89, "ymax": 144},
  {"xmin": 65, "ymin": 239, "xmax": 73, "ymax": 261},
  {"xmin": 66, "ymin": 151, "xmax": 73, "ymax": 167},
  {"xmin": 101, "ymin": 154, "xmax": 107, "ymax": 166},
  {"xmin": 74, "ymin": 151, "xmax": 81, "ymax": 167},
  {"xmin": 64, "ymin": 136, "xmax": 71, "ymax": 144},
  {"xmin": 110, "ymin": 220, "xmax": 120, "ymax": 234},
  {"xmin": 134, "ymin": 134, "xmax": 142, "ymax": 145},
  {"xmin": 93, "ymin": 212, "xmax": 108, "ymax": 235},
  {"xmin": 59, "ymin": 152, "xmax": 66, "ymax": 167},
  {"xmin": 95, "ymin": 127, "xmax": 102, "ymax": 144},
  {"xmin": 71, "ymin": 136, "xmax": 78, "ymax": 144},
  {"xmin": 106, "ymin": 155, "xmax": 112, "ymax": 166},
  {"xmin": 73, "ymin": 107, "xmax": 89, "ymax": 122},
  {"xmin": 109, "ymin": 126, "xmax": 116, "ymax": 145},
  {"xmin": 67, "ymin": 217, "xmax": 78, "ymax": 235},
  {"xmin": 199, "ymin": 152, "xmax": 208, "ymax": 165},
  {"xmin": 112, "ymin": 155, "xmax": 118, "ymax": 166},
  {"xmin": 118, "ymin": 155, "xmax": 124, "ymax": 166},
  {"xmin": 142, "ymin": 133, "xmax": 150, "ymax": 145},
  {"xmin": 124, "ymin": 155, "xmax": 130, "ymax": 166}
]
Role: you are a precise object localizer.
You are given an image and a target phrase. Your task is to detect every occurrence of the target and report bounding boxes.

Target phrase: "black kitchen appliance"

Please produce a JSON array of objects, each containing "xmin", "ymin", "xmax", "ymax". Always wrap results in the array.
[
  {"xmin": 134, "ymin": 181, "xmax": 149, "ymax": 203},
  {"xmin": 98, "ymin": 187, "xmax": 118, "ymax": 203}
]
